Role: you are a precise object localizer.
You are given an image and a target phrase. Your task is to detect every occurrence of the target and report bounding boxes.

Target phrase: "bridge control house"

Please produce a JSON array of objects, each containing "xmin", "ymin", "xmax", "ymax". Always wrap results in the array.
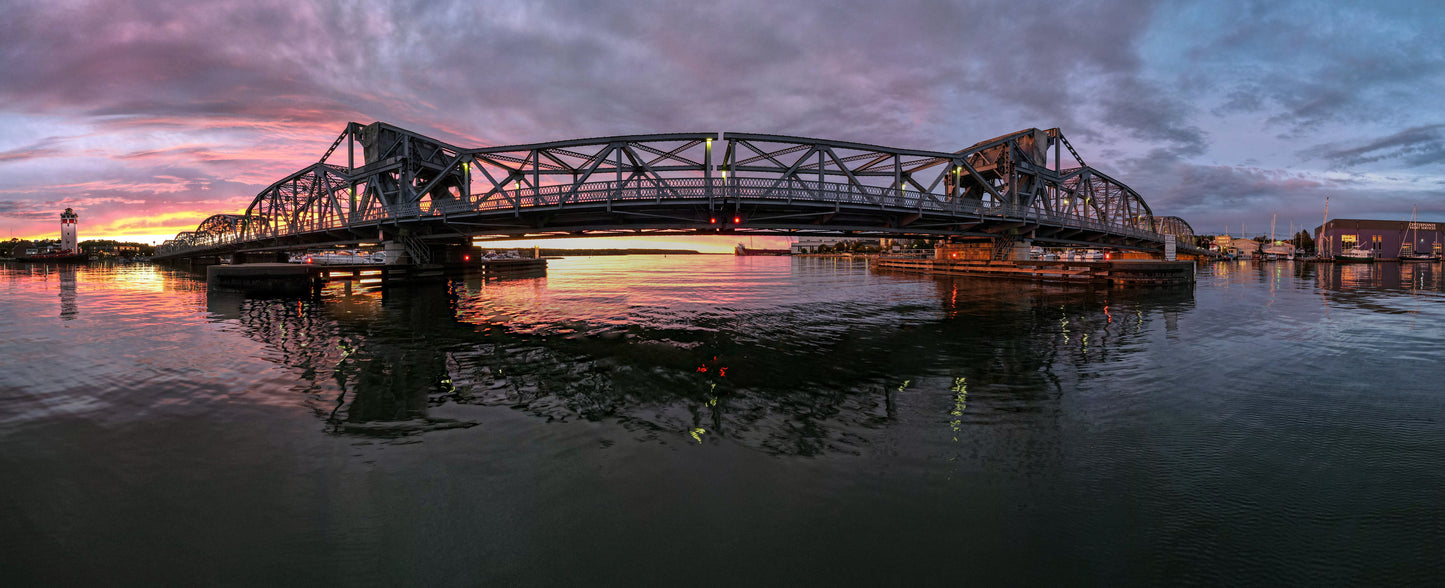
[{"xmin": 1314, "ymin": 219, "xmax": 1444, "ymax": 259}]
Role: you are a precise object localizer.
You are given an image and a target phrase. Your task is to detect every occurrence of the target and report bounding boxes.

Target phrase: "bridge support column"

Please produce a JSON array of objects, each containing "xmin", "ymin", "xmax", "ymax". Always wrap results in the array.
[
  {"xmin": 187, "ymin": 256, "xmax": 222, "ymax": 268},
  {"xmin": 427, "ymin": 239, "xmax": 475, "ymax": 267},
  {"xmin": 1008, "ymin": 239, "xmax": 1033, "ymax": 261},
  {"xmin": 935, "ymin": 239, "xmax": 994, "ymax": 261},
  {"xmin": 383, "ymin": 241, "xmax": 410, "ymax": 265},
  {"xmin": 228, "ymin": 251, "xmax": 288, "ymax": 264}
]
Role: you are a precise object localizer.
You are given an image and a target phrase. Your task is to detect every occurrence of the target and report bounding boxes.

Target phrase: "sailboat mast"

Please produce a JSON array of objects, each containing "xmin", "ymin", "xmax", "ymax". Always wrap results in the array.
[
  {"xmin": 1321, "ymin": 196, "xmax": 1330, "ymax": 257},
  {"xmin": 1409, "ymin": 205, "xmax": 1419, "ymax": 254}
]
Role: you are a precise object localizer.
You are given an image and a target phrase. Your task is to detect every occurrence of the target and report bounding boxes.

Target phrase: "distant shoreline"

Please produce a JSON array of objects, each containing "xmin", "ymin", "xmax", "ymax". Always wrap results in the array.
[{"xmin": 533, "ymin": 248, "xmax": 706, "ymax": 256}]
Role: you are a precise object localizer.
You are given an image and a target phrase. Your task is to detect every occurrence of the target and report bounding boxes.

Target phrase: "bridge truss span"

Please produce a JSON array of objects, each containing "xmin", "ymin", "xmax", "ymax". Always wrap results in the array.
[{"xmin": 156, "ymin": 122, "xmax": 1209, "ymax": 259}]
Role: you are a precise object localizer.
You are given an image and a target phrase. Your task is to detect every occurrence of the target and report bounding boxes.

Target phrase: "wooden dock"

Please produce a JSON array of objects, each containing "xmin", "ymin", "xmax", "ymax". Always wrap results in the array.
[
  {"xmin": 871, "ymin": 257, "xmax": 1195, "ymax": 286},
  {"xmin": 207, "ymin": 258, "xmax": 547, "ymax": 292}
]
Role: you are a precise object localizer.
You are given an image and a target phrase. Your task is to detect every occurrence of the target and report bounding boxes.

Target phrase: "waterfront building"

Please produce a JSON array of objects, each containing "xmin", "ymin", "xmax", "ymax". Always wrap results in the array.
[
  {"xmin": 1229, "ymin": 237, "xmax": 1260, "ymax": 257},
  {"xmin": 1262, "ymin": 241, "xmax": 1296, "ymax": 259},
  {"xmin": 1314, "ymin": 219, "xmax": 1444, "ymax": 259},
  {"xmin": 791, "ymin": 237, "xmax": 881, "ymax": 254}
]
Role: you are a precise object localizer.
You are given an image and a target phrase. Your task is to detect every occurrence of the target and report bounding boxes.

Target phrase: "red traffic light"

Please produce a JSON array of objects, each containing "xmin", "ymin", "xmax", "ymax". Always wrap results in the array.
[
  {"xmin": 733, "ymin": 216, "xmax": 741, "ymax": 224},
  {"xmin": 710, "ymin": 217, "xmax": 716, "ymax": 224}
]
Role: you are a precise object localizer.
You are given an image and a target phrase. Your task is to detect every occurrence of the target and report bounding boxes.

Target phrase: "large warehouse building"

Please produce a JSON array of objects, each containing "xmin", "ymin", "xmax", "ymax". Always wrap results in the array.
[{"xmin": 1315, "ymin": 219, "xmax": 1444, "ymax": 259}]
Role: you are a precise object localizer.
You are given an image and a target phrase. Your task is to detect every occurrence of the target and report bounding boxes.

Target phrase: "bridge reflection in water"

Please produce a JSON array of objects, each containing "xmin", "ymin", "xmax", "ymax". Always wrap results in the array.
[{"xmin": 206, "ymin": 259, "xmax": 1194, "ymax": 456}]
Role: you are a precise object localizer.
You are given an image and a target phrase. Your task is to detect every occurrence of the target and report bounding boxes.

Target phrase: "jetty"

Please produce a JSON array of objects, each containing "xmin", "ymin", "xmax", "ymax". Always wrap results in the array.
[
  {"xmin": 207, "ymin": 257, "xmax": 546, "ymax": 293},
  {"xmin": 872, "ymin": 257, "xmax": 1193, "ymax": 286},
  {"xmin": 872, "ymin": 241, "xmax": 1196, "ymax": 286}
]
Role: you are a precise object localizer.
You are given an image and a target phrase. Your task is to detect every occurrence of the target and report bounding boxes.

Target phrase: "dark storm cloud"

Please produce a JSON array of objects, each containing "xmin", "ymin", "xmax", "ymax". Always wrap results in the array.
[
  {"xmin": 1166, "ymin": 164, "xmax": 1337, "ymax": 210},
  {"xmin": 6, "ymin": 0, "xmax": 1440, "ymax": 238},
  {"xmin": 1111, "ymin": 145, "xmax": 1342, "ymax": 230},
  {"xmin": 1302, "ymin": 125, "xmax": 1445, "ymax": 169},
  {"xmin": 0, "ymin": 0, "xmax": 1197, "ymax": 152},
  {"xmin": 1195, "ymin": 2, "xmax": 1445, "ymax": 136},
  {"xmin": 1098, "ymin": 76, "xmax": 1207, "ymax": 158},
  {"xmin": 1117, "ymin": 155, "xmax": 1445, "ymax": 233},
  {"xmin": 0, "ymin": 2, "xmax": 337, "ymax": 120}
]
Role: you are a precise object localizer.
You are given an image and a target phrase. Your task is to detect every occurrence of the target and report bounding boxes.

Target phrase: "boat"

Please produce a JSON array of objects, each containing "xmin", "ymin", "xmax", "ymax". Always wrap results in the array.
[
  {"xmin": 299, "ymin": 250, "xmax": 387, "ymax": 265},
  {"xmin": 1399, "ymin": 206, "xmax": 1441, "ymax": 262},
  {"xmin": 15, "ymin": 249, "xmax": 89, "ymax": 263},
  {"xmin": 735, "ymin": 244, "xmax": 790, "ymax": 256},
  {"xmin": 481, "ymin": 249, "xmax": 522, "ymax": 260},
  {"xmin": 1261, "ymin": 214, "xmax": 1295, "ymax": 260},
  {"xmin": 1334, "ymin": 247, "xmax": 1374, "ymax": 263},
  {"xmin": 1262, "ymin": 243, "xmax": 1295, "ymax": 260}
]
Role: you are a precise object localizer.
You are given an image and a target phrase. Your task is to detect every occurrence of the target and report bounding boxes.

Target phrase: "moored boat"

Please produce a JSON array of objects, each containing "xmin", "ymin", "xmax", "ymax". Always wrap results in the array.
[
  {"xmin": 299, "ymin": 250, "xmax": 387, "ymax": 265},
  {"xmin": 1334, "ymin": 247, "xmax": 1374, "ymax": 262},
  {"xmin": 1262, "ymin": 243, "xmax": 1295, "ymax": 260},
  {"xmin": 15, "ymin": 250, "xmax": 90, "ymax": 263},
  {"xmin": 1399, "ymin": 206, "xmax": 1440, "ymax": 261},
  {"xmin": 735, "ymin": 244, "xmax": 791, "ymax": 256}
]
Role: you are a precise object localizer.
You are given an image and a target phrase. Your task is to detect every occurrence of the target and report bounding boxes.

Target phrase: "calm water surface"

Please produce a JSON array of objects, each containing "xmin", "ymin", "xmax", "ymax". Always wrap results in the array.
[{"xmin": 2, "ymin": 257, "xmax": 1443, "ymax": 585}]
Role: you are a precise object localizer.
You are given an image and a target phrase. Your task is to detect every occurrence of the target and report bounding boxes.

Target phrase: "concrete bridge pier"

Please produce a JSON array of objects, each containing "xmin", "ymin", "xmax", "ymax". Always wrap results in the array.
[
  {"xmin": 1008, "ymin": 239, "xmax": 1034, "ymax": 261},
  {"xmin": 426, "ymin": 239, "xmax": 476, "ymax": 267},
  {"xmin": 381, "ymin": 238, "xmax": 478, "ymax": 267},
  {"xmin": 383, "ymin": 241, "xmax": 410, "ymax": 265},
  {"xmin": 228, "ymin": 251, "xmax": 288, "ymax": 264},
  {"xmin": 182, "ymin": 256, "xmax": 222, "ymax": 269},
  {"xmin": 935, "ymin": 237, "xmax": 1032, "ymax": 261}
]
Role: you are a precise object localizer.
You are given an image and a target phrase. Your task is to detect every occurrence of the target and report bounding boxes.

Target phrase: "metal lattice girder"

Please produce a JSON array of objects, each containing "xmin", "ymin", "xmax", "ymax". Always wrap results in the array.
[
  {"xmin": 1152, "ymin": 216, "xmax": 1197, "ymax": 250},
  {"xmin": 463, "ymin": 132, "xmax": 716, "ymax": 211},
  {"xmin": 155, "ymin": 121, "xmax": 1202, "ymax": 259}
]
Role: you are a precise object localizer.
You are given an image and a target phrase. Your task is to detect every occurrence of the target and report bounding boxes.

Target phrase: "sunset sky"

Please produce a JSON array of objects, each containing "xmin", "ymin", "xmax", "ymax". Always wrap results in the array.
[{"xmin": 1, "ymin": 0, "xmax": 1443, "ymax": 251}]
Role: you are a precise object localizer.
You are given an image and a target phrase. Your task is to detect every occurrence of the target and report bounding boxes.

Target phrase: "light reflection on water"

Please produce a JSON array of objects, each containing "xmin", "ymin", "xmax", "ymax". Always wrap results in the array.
[{"xmin": 2, "ymin": 257, "xmax": 1444, "ymax": 584}]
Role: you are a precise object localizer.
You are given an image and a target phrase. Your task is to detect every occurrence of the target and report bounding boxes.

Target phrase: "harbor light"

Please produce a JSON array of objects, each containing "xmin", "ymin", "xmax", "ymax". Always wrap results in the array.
[{"xmin": 59, "ymin": 208, "xmax": 79, "ymax": 253}]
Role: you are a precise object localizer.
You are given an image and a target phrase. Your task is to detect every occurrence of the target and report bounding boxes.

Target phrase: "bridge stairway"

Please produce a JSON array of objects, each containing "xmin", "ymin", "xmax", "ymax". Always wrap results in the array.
[
  {"xmin": 399, "ymin": 235, "xmax": 432, "ymax": 265},
  {"xmin": 990, "ymin": 233, "xmax": 1018, "ymax": 261}
]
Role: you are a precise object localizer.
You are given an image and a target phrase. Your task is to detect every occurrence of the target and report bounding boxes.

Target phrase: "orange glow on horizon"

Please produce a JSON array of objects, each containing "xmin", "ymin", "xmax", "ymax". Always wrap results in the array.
[
  {"xmin": 5, "ymin": 227, "xmax": 797, "ymax": 252},
  {"xmin": 471, "ymin": 235, "xmax": 793, "ymax": 253},
  {"xmin": 5, "ymin": 209, "xmax": 241, "ymax": 245},
  {"xmin": 4, "ymin": 206, "xmax": 799, "ymax": 252}
]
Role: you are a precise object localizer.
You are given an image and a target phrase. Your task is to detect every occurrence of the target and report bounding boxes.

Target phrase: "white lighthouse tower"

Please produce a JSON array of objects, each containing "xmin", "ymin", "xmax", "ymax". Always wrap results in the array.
[{"xmin": 60, "ymin": 208, "xmax": 79, "ymax": 253}]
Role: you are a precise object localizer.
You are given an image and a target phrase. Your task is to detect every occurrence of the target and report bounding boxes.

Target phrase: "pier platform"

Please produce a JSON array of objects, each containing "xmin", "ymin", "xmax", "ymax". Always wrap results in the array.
[
  {"xmin": 207, "ymin": 258, "xmax": 547, "ymax": 292},
  {"xmin": 871, "ymin": 257, "xmax": 1195, "ymax": 286}
]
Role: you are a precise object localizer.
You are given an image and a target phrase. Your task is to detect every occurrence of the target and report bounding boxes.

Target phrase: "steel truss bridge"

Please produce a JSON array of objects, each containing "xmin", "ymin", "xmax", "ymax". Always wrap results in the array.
[{"xmin": 155, "ymin": 122, "xmax": 1203, "ymax": 260}]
